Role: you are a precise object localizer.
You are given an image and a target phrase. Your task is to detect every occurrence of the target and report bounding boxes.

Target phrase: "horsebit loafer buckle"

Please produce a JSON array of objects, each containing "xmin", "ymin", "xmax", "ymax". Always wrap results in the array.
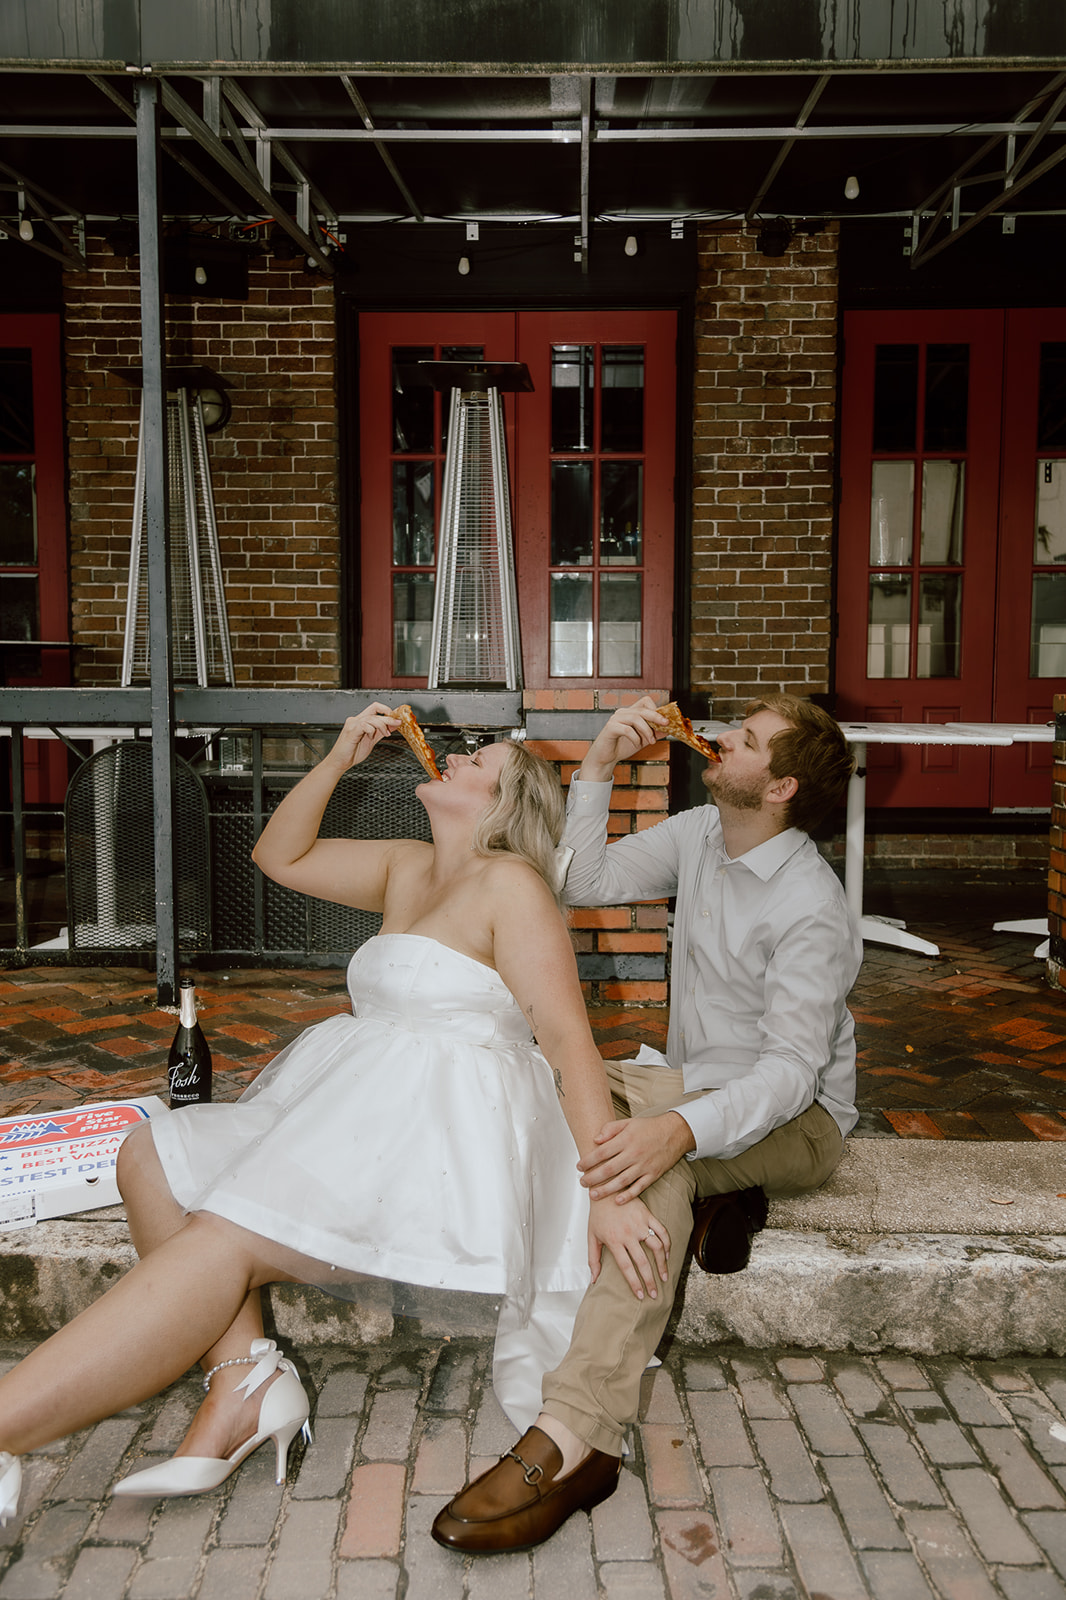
[{"xmin": 504, "ymin": 1449, "xmax": 544, "ymax": 1486}]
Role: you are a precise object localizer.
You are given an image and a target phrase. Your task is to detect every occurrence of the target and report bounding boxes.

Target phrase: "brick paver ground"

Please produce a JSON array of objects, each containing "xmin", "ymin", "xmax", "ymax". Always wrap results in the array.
[
  {"xmin": 0, "ymin": 1339, "xmax": 1062, "ymax": 1599},
  {"xmin": 3, "ymin": 869, "xmax": 1064, "ymax": 1137}
]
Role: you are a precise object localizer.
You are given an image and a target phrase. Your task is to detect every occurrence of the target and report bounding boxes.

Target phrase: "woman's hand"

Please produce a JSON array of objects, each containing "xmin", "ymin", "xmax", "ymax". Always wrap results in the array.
[
  {"xmin": 326, "ymin": 705, "xmax": 400, "ymax": 773},
  {"xmin": 587, "ymin": 1195, "xmax": 670, "ymax": 1300}
]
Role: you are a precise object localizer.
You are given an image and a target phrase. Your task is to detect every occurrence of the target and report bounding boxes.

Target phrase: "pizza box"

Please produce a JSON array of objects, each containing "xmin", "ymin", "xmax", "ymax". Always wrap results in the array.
[{"xmin": 0, "ymin": 1097, "xmax": 168, "ymax": 1232}]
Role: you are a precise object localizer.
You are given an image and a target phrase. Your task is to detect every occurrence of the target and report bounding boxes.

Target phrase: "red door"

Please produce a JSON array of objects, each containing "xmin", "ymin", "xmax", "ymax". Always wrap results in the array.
[
  {"xmin": 357, "ymin": 310, "xmax": 677, "ymax": 690},
  {"xmin": 837, "ymin": 309, "xmax": 1066, "ymax": 810},
  {"xmin": 0, "ymin": 315, "xmax": 69, "ymax": 804},
  {"xmin": 989, "ymin": 310, "xmax": 1066, "ymax": 808}
]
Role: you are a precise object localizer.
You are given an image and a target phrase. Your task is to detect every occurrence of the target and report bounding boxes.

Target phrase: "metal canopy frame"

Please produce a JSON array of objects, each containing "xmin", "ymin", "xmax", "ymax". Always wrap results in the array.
[
  {"xmin": 3, "ymin": 65, "xmax": 1066, "ymax": 261},
  {"xmin": 910, "ymin": 70, "xmax": 1066, "ymax": 266}
]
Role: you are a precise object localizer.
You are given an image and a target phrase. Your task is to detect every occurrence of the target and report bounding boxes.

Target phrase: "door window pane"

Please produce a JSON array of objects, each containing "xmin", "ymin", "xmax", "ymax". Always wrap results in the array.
[
  {"xmin": 924, "ymin": 344, "xmax": 969, "ymax": 451},
  {"xmin": 917, "ymin": 574, "xmax": 961, "ymax": 677},
  {"xmin": 600, "ymin": 461, "xmax": 642, "ymax": 565},
  {"xmin": 0, "ymin": 349, "xmax": 33, "ymax": 453},
  {"xmin": 551, "ymin": 461, "xmax": 593, "ymax": 564},
  {"xmin": 600, "ymin": 346, "xmax": 644, "ymax": 452},
  {"xmin": 392, "ymin": 461, "xmax": 435, "ymax": 566},
  {"xmin": 550, "ymin": 572, "xmax": 592, "ymax": 676},
  {"xmin": 869, "ymin": 460, "xmax": 914, "ymax": 566},
  {"xmin": 872, "ymin": 344, "xmax": 918, "ymax": 451},
  {"xmin": 920, "ymin": 460, "xmax": 965, "ymax": 564},
  {"xmin": 392, "ymin": 573, "xmax": 435, "ymax": 676},
  {"xmin": 867, "ymin": 575, "xmax": 911, "ymax": 678},
  {"xmin": 0, "ymin": 463, "xmax": 36, "ymax": 564},
  {"xmin": 1038, "ymin": 343, "xmax": 1066, "ymax": 449},
  {"xmin": 551, "ymin": 346, "xmax": 594, "ymax": 452},
  {"xmin": 1035, "ymin": 459, "xmax": 1066, "ymax": 562},
  {"xmin": 391, "ymin": 345, "xmax": 434, "ymax": 453},
  {"xmin": 598, "ymin": 574, "xmax": 641, "ymax": 676},
  {"xmin": 1031, "ymin": 573, "xmax": 1066, "ymax": 675}
]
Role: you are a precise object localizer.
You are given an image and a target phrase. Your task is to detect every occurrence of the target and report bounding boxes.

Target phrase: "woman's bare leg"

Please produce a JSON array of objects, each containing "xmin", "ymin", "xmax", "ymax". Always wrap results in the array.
[
  {"xmin": 0, "ymin": 1212, "xmax": 295, "ymax": 1457},
  {"xmin": 117, "ymin": 1128, "xmax": 274, "ymax": 1460}
]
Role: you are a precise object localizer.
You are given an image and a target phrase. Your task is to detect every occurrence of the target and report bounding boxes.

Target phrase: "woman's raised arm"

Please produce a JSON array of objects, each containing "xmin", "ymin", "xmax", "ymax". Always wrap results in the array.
[{"xmin": 251, "ymin": 707, "xmax": 411, "ymax": 911}]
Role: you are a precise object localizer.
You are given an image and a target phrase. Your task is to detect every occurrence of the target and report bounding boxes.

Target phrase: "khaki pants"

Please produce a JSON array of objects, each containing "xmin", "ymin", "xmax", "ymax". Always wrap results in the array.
[{"xmin": 541, "ymin": 1058, "xmax": 843, "ymax": 1456}]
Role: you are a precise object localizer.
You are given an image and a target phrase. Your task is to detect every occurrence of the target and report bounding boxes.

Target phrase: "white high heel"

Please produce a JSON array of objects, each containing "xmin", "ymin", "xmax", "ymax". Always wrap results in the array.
[
  {"xmin": 112, "ymin": 1338, "xmax": 312, "ymax": 1498},
  {"xmin": 0, "ymin": 1453, "xmax": 21, "ymax": 1526}
]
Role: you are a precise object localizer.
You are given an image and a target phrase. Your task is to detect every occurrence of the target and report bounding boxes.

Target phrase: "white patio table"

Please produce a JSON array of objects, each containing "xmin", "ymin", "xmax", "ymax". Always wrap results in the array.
[{"xmin": 836, "ymin": 721, "xmax": 1018, "ymax": 956}]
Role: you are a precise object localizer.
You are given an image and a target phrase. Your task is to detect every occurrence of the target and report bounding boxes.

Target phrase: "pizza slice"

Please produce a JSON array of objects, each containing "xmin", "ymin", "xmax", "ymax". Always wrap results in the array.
[
  {"xmin": 657, "ymin": 701, "xmax": 721, "ymax": 763},
  {"xmin": 391, "ymin": 704, "xmax": 444, "ymax": 781}
]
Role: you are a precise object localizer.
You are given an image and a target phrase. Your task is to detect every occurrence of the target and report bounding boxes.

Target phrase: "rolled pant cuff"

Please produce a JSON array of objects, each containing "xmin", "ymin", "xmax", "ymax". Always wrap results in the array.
[{"xmin": 541, "ymin": 1402, "xmax": 625, "ymax": 1459}]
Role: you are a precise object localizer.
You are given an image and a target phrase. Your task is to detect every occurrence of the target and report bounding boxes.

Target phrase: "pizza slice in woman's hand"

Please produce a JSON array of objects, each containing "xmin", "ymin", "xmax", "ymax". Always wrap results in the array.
[{"xmin": 391, "ymin": 705, "xmax": 444, "ymax": 780}]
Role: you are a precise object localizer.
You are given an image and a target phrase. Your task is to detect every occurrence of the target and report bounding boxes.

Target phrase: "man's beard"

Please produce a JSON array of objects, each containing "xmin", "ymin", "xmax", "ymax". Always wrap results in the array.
[{"xmin": 702, "ymin": 764, "xmax": 766, "ymax": 812}]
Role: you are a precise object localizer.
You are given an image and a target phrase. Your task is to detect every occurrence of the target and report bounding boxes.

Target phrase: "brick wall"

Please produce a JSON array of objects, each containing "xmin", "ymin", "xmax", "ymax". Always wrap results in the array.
[
  {"xmin": 690, "ymin": 222, "xmax": 838, "ymax": 719},
  {"xmin": 529, "ymin": 701, "xmax": 670, "ymax": 1007},
  {"xmin": 64, "ymin": 236, "xmax": 340, "ymax": 687}
]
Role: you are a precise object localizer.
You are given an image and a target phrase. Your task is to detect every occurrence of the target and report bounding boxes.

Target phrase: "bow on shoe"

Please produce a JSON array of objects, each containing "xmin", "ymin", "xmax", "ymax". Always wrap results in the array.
[{"xmin": 233, "ymin": 1338, "xmax": 294, "ymax": 1401}]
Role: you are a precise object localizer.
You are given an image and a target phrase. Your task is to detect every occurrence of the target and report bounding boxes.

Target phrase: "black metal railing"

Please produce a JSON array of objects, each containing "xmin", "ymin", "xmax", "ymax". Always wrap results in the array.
[{"xmin": 1, "ymin": 687, "xmax": 523, "ymax": 989}]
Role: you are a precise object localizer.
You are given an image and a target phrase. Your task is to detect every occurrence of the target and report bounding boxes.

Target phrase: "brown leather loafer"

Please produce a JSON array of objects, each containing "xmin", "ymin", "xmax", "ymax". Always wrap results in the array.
[
  {"xmin": 690, "ymin": 1185, "xmax": 769, "ymax": 1274},
  {"xmin": 431, "ymin": 1425, "xmax": 621, "ymax": 1553}
]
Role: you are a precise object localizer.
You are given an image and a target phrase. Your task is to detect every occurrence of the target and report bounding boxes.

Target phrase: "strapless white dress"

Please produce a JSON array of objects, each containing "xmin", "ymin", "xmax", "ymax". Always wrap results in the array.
[{"xmin": 150, "ymin": 933, "xmax": 591, "ymax": 1429}]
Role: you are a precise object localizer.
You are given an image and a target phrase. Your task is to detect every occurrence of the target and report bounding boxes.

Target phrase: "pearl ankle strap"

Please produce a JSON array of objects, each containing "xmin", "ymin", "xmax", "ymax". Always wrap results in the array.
[{"xmin": 202, "ymin": 1355, "xmax": 259, "ymax": 1393}]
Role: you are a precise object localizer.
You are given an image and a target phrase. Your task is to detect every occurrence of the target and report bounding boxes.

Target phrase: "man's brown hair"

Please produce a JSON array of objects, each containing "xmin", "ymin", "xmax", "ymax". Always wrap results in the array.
[{"xmin": 745, "ymin": 694, "xmax": 854, "ymax": 834}]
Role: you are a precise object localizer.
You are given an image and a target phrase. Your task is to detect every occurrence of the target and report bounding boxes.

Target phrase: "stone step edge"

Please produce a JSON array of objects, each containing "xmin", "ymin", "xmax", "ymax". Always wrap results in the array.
[{"xmin": 1, "ymin": 1219, "xmax": 1063, "ymax": 1358}]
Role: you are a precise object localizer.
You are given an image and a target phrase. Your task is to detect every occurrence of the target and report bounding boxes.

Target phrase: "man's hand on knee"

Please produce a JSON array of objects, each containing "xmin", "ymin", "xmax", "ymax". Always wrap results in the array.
[{"xmin": 579, "ymin": 1111, "xmax": 696, "ymax": 1203}]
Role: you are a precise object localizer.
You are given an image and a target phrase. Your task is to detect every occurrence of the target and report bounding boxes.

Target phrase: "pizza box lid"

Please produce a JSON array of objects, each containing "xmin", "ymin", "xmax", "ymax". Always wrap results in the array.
[{"xmin": 0, "ymin": 1097, "xmax": 168, "ymax": 1231}]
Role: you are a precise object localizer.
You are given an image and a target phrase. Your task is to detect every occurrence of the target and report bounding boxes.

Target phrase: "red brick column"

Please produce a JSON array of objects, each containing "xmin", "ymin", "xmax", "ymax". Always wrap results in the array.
[
  {"xmin": 690, "ymin": 223, "xmax": 839, "ymax": 719},
  {"xmin": 63, "ymin": 237, "xmax": 340, "ymax": 687},
  {"xmin": 1049, "ymin": 692, "xmax": 1066, "ymax": 988},
  {"xmin": 529, "ymin": 714, "xmax": 670, "ymax": 1006}
]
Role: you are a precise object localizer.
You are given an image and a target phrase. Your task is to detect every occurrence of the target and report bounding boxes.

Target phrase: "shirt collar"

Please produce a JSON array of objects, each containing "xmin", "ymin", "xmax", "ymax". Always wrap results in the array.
[{"xmin": 706, "ymin": 814, "xmax": 807, "ymax": 881}]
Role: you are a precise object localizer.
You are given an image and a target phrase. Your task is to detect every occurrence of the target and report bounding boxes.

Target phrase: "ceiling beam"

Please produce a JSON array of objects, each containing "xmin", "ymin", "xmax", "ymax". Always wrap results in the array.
[
  {"xmin": 745, "ymin": 74, "xmax": 829, "ymax": 221},
  {"xmin": 911, "ymin": 72, "xmax": 1066, "ymax": 269},
  {"xmin": 87, "ymin": 73, "xmax": 249, "ymax": 218},
  {"xmin": 339, "ymin": 75, "xmax": 425, "ymax": 222},
  {"xmin": 222, "ymin": 78, "xmax": 340, "ymax": 227},
  {"xmin": 0, "ymin": 157, "xmax": 86, "ymax": 268},
  {"xmin": 578, "ymin": 75, "xmax": 591, "ymax": 273},
  {"xmin": 11, "ymin": 118, "xmax": 1066, "ymax": 146},
  {"xmin": 157, "ymin": 78, "xmax": 334, "ymax": 271}
]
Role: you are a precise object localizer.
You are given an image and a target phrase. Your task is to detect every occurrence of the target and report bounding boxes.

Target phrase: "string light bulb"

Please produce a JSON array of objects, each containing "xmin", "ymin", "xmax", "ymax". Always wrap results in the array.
[
  {"xmin": 844, "ymin": 175, "xmax": 860, "ymax": 201},
  {"xmin": 457, "ymin": 255, "xmax": 471, "ymax": 276},
  {"xmin": 194, "ymin": 265, "xmax": 207, "ymax": 286},
  {"xmin": 18, "ymin": 216, "xmax": 34, "ymax": 241},
  {"xmin": 624, "ymin": 234, "xmax": 638, "ymax": 257}
]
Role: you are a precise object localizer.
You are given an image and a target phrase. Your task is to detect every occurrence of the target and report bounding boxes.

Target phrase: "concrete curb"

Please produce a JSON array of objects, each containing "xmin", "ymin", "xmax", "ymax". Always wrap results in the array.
[{"xmin": 1, "ymin": 1141, "xmax": 1063, "ymax": 1356}]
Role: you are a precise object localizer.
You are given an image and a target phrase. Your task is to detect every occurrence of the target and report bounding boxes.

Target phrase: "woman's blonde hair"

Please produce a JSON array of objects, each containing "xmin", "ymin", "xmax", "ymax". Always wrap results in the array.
[{"xmin": 471, "ymin": 741, "xmax": 566, "ymax": 905}]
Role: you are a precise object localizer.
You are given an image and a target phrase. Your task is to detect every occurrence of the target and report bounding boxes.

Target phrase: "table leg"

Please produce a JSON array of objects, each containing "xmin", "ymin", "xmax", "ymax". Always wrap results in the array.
[
  {"xmin": 845, "ymin": 739, "xmax": 940, "ymax": 957},
  {"xmin": 993, "ymin": 917, "xmax": 1050, "ymax": 958}
]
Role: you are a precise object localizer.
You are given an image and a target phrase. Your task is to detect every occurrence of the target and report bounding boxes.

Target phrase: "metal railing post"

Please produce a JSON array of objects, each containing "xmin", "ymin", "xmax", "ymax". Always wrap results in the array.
[{"xmin": 135, "ymin": 79, "xmax": 179, "ymax": 1006}]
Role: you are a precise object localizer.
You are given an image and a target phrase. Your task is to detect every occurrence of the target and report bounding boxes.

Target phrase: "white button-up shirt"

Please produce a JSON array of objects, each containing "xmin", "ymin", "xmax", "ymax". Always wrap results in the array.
[{"xmin": 563, "ymin": 779, "xmax": 862, "ymax": 1162}]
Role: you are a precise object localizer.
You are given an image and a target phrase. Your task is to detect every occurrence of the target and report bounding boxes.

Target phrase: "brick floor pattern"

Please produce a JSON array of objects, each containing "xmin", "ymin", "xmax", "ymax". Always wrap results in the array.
[
  {"xmin": 4, "ymin": 897, "xmax": 1066, "ymax": 1137},
  {"xmin": 0, "ymin": 1339, "xmax": 1062, "ymax": 1598}
]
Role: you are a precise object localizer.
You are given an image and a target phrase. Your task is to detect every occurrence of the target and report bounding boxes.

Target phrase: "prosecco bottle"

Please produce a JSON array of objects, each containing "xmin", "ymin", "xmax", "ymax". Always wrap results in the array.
[{"xmin": 168, "ymin": 979, "xmax": 213, "ymax": 1107}]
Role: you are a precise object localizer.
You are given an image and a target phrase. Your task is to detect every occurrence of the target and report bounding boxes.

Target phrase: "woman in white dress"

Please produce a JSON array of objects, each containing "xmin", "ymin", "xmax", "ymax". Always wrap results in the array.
[{"xmin": 0, "ymin": 706, "xmax": 669, "ymax": 1519}]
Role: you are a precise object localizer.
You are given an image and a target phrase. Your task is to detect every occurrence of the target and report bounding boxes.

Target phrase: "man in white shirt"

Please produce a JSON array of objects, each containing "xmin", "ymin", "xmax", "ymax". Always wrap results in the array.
[{"xmin": 434, "ymin": 693, "xmax": 861, "ymax": 1555}]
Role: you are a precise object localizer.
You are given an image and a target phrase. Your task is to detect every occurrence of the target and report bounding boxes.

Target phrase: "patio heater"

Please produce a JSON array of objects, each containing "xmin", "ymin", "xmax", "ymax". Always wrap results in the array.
[
  {"xmin": 420, "ymin": 360, "xmax": 530, "ymax": 691},
  {"xmin": 120, "ymin": 366, "xmax": 235, "ymax": 686}
]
